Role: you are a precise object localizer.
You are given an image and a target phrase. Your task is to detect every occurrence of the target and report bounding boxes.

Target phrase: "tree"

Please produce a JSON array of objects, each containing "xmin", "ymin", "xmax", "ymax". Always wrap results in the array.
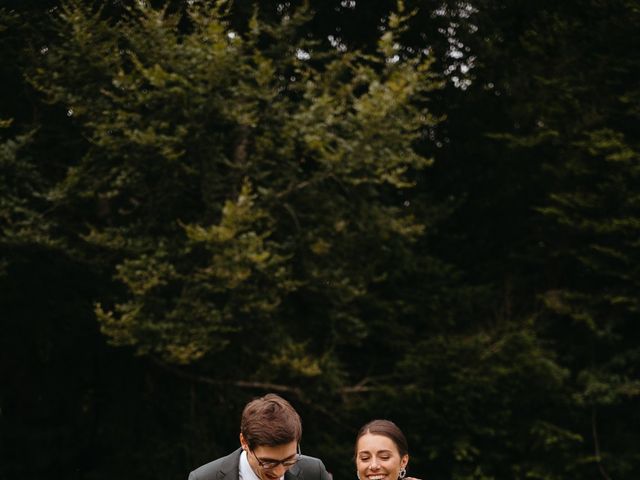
[
  {"xmin": 450, "ymin": 1, "xmax": 640, "ymax": 478},
  {"xmin": 5, "ymin": 1, "xmax": 640, "ymax": 479},
  {"xmin": 30, "ymin": 0, "xmax": 442, "ymax": 389}
]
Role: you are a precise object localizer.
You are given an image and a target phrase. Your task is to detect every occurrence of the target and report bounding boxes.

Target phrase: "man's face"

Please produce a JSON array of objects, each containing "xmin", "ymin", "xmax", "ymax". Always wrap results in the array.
[{"xmin": 244, "ymin": 440, "xmax": 298, "ymax": 480}]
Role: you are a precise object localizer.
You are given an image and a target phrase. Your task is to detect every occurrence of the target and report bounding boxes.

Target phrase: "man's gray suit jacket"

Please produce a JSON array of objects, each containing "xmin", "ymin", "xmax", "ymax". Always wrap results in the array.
[{"xmin": 188, "ymin": 448, "xmax": 332, "ymax": 480}]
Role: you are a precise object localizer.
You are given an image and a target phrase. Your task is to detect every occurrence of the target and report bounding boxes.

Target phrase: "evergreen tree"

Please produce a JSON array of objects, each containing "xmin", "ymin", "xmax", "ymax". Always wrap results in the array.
[{"xmin": 30, "ymin": 0, "xmax": 443, "ymax": 390}]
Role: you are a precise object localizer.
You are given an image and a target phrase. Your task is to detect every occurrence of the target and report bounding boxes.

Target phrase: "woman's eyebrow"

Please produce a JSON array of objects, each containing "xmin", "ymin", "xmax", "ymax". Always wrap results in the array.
[
  {"xmin": 358, "ymin": 449, "xmax": 393, "ymax": 455},
  {"xmin": 365, "ymin": 450, "xmax": 393, "ymax": 455}
]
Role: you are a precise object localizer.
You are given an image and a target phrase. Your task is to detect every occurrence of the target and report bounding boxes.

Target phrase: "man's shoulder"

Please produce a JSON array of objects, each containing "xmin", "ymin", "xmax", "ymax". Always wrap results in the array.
[
  {"xmin": 298, "ymin": 454, "xmax": 324, "ymax": 467},
  {"xmin": 188, "ymin": 449, "xmax": 241, "ymax": 480},
  {"xmin": 290, "ymin": 454, "xmax": 331, "ymax": 480}
]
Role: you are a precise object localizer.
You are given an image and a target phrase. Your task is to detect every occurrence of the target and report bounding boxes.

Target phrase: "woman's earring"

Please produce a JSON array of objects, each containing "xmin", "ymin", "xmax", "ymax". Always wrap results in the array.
[{"xmin": 399, "ymin": 467, "xmax": 407, "ymax": 479}]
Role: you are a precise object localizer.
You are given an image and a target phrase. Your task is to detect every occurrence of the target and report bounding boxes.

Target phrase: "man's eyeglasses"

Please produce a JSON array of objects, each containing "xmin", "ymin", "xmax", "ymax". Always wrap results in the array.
[{"xmin": 250, "ymin": 445, "xmax": 301, "ymax": 470}]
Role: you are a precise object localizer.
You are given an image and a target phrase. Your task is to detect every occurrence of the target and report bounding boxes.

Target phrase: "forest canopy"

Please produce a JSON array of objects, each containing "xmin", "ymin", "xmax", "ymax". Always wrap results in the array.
[{"xmin": 2, "ymin": 1, "xmax": 639, "ymax": 479}]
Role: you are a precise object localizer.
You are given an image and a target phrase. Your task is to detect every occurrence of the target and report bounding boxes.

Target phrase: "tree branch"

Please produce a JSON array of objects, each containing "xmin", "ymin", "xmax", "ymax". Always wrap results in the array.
[
  {"xmin": 148, "ymin": 355, "xmax": 304, "ymax": 396},
  {"xmin": 592, "ymin": 405, "xmax": 612, "ymax": 480},
  {"xmin": 147, "ymin": 357, "xmax": 396, "ymax": 427}
]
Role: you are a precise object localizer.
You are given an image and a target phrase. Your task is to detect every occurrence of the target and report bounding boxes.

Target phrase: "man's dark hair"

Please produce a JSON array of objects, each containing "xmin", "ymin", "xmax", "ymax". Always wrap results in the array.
[{"xmin": 241, "ymin": 393, "xmax": 302, "ymax": 449}]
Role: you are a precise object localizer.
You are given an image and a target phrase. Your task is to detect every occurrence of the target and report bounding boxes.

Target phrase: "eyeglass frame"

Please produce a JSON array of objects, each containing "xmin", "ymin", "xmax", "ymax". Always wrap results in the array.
[{"xmin": 249, "ymin": 444, "xmax": 302, "ymax": 470}]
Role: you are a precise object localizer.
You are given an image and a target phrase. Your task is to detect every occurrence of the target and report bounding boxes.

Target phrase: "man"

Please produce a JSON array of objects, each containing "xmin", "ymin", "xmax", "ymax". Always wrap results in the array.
[{"xmin": 189, "ymin": 393, "xmax": 332, "ymax": 480}]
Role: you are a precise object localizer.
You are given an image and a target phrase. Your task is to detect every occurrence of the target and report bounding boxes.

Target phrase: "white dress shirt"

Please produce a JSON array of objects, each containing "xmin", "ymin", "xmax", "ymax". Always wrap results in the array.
[{"xmin": 239, "ymin": 449, "xmax": 284, "ymax": 480}]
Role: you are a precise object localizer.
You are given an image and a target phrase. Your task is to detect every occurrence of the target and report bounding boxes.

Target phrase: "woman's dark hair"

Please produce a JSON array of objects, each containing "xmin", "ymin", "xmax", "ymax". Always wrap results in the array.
[
  {"xmin": 240, "ymin": 393, "xmax": 302, "ymax": 449},
  {"xmin": 354, "ymin": 419, "xmax": 409, "ymax": 458}
]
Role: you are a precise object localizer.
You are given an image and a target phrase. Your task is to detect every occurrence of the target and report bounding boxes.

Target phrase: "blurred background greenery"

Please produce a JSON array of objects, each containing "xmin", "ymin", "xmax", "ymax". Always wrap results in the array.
[{"xmin": 1, "ymin": 1, "xmax": 639, "ymax": 479}]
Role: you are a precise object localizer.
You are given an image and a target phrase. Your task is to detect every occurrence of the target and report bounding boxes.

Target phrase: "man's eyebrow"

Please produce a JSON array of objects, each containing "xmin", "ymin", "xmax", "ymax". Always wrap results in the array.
[{"xmin": 258, "ymin": 453, "xmax": 298, "ymax": 461}]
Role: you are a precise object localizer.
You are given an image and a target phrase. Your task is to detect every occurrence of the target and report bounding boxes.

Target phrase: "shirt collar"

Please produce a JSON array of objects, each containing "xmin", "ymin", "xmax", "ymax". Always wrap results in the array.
[{"xmin": 239, "ymin": 449, "xmax": 285, "ymax": 480}]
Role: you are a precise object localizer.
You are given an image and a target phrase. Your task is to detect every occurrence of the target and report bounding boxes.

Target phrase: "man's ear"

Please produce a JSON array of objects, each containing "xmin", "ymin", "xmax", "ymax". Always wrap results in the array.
[{"xmin": 239, "ymin": 433, "xmax": 247, "ymax": 450}]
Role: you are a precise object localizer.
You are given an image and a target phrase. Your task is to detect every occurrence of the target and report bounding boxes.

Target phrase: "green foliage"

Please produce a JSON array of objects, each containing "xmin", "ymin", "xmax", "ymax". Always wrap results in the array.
[
  {"xmin": 0, "ymin": 128, "xmax": 38, "ymax": 248},
  {"xmin": 31, "ymin": 0, "xmax": 441, "ymax": 372},
  {"xmin": 4, "ymin": 1, "xmax": 640, "ymax": 479},
  {"xmin": 467, "ymin": 1, "xmax": 640, "ymax": 477}
]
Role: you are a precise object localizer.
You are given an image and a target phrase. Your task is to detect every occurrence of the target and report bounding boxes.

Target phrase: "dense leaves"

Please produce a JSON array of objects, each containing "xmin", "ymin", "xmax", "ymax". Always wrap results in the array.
[
  {"xmin": 28, "ymin": 0, "xmax": 441, "ymax": 374},
  {"xmin": 2, "ymin": 1, "xmax": 639, "ymax": 480}
]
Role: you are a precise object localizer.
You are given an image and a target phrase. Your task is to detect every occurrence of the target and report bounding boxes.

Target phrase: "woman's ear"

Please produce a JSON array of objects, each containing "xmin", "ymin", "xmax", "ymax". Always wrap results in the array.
[{"xmin": 401, "ymin": 454, "xmax": 410, "ymax": 469}]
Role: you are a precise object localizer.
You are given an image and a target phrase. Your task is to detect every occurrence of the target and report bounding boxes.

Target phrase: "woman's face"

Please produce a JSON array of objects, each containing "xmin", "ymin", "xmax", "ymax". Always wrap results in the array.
[{"xmin": 356, "ymin": 433, "xmax": 408, "ymax": 480}]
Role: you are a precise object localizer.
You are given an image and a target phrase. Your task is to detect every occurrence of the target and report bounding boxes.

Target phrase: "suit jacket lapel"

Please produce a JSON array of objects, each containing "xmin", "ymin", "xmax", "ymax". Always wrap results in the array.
[
  {"xmin": 217, "ymin": 448, "xmax": 243, "ymax": 480},
  {"xmin": 285, "ymin": 462, "xmax": 303, "ymax": 480}
]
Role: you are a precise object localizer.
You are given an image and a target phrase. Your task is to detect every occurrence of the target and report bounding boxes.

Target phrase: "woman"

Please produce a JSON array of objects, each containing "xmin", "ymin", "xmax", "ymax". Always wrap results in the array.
[{"xmin": 354, "ymin": 419, "xmax": 420, "ymax": 480}]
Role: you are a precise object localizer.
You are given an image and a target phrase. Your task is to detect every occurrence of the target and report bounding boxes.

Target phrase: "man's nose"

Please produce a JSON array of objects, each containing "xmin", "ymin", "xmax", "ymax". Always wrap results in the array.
[{"xmin": 272, "ymin": 464, "xmax": 288, "ymax": 476}]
